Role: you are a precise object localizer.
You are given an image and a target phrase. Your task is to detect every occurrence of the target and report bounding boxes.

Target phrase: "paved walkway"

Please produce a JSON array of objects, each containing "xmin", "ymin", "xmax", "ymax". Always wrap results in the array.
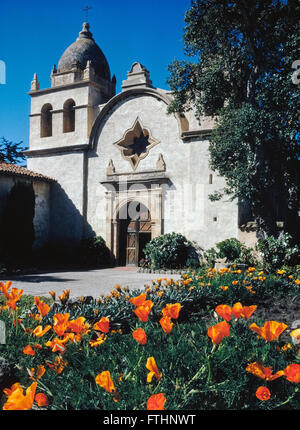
[{"xmin": 2, "ymin": 267, "xmax": 181, "ymax": 299}]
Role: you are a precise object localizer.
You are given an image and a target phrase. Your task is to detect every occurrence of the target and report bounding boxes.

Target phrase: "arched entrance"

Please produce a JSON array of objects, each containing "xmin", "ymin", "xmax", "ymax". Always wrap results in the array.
[{"xmin": 118, "ymin": 201, "xmax": 151, "ymax": 266}]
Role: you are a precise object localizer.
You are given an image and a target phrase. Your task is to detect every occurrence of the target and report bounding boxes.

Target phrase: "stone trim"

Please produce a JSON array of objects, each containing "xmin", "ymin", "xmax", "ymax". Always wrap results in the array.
[{"xmin": 23, "ymin": 143, "xmax": 89, "ymax": 157}]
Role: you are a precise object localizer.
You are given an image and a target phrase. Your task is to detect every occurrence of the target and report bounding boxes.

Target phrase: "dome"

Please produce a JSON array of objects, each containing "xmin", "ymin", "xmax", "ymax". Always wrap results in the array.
[{"xmin": 57, "ymin": 23, "xmax": 111, "ymax": 81}]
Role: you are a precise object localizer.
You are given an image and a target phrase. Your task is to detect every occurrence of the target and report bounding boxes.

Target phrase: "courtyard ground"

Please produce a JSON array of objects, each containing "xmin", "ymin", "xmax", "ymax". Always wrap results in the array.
[{"xmin": 1, "ymin": 267, "xmax": 181, "ymax": 299}]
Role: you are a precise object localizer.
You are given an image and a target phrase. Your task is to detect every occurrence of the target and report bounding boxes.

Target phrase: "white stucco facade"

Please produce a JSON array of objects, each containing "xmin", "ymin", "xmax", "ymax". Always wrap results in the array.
[{"xmin": 25, "ymin": 22, "xmax": 249, "ymax": 265}]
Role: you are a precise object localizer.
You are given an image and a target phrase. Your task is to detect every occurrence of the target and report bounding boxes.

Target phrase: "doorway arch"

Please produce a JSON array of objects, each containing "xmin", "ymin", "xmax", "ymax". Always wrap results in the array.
[{"xmin": 117, "ymin": 201, "xmax": 152, "ymax": 266}]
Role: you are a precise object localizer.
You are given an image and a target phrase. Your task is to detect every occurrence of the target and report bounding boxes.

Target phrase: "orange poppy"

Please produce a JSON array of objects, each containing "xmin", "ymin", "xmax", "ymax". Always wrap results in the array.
[
  {"xmin": 31, "ymin": 325, "xmax": 52, "ymax": 338},
  {"xmin": 45, "ymin": 356, "xmax": 67, "ymax": 374},
  {"xmin": 0, "ymin": 281, "xmax": 12, "ymax": 299},
  {"xmin": 3, "ymin": 381, "xmax": 37, "ymax": 410},
  {"xmin": 249, "ymin": 321, "xmax": 288, "ymax": 341},
  {"xmin": 23, "ymin": 345, "xmax": 35, "ymax": 356},
  {"xmin": 246, "ymin": 362, "xmax": 284, "ymax": 381},
  {"xmin": 161, "ymin": 303, "xmax": 181, "ymax": 320},
  {"xmin": 93, "ymin": 316, "xmax": 109, "ymax": 333},
  {"xmin": 89, "ymin": 333, "xmax": 107, "ymax": 347},
  {"xmin": 283, "ymin": 364, "xmax": 300, "ymax": 383},
  {"xmin": 215, "ymin": 304, "xmax": 232, "ymax": 321},
  {"xmin": 95, "ymin": 371, "xmax": 115, "ymax": 393},
  {"xmin": 256, "ymin": 386, "xmax": 271, "ymax": 401},
  {"xmin": 147, "ymin": 393, "xmax": 166, "ymax": 410},
  {"xmin": 35, "ymin": 392, "xmax": 49, "ymax": 407},
  {"xmin": 133, "ymin": 300, "xmax": 154, "ymax": 323},
  {"xmin": 207, "ymin": 321, "xmax": 230, "ymax": 345},
  {"xmin": 132, "ymin": 328, "xmax": 147, "ymax": 345},
  {"xmin": 34, "ymin": 297, "xmax": 50, "ymax": 317},
  {"xmin": 8, "ymin": 287, "xmax": 24, "ymax": 302},
  {"xmin": 146, "ymin": 357, "xmax": 162, "ymax": 383},
  {"xmin": 28, "ymin": 365, "xmax": 46, "ymax": 381},
  {"xmin": 68, "ymin": 316, "xmax": 91, "ymax": 335},
  {"xmin": 53, "ymin": 313, "xmax": 70, "ymax": 336},
  {"xmin": 3, "ymin": 382, "xmax": 22, "ymax": 397},
  {"xmin": 159, "ymin": 316, "xmax": 173, "ymax": 334},
  {"xmin": 129, "ymin": 293, "xmax": 147, "ymax": 307}
]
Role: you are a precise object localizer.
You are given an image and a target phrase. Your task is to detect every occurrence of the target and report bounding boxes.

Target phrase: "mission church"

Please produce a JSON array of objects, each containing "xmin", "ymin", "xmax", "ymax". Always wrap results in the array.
[{"xmin": 18, "ymin": 21, "xmax": 255, "ymax": 266}]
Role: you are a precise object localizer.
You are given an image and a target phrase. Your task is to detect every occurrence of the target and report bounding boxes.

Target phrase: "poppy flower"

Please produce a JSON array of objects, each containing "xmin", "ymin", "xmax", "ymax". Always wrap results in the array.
[
  {"xmin": 147, "ymin": 393, "xmax": 166, "ymax": 410},
  {"xmin": 28, "ymin": 365, "xmax": 46, "ymax": 381},
  {"xmin": 256, "ymin": 386, "xmax": 271, "ymax": 401},
  {"xmin": 0, "ymin": 281, "xmax": 12, "ymax": 299},
  {"xmin": 132, "ymin": 328, "xmax": 147, "ymax": 345},
  {"xmin": 161, "ymin": 303, "xmax": 181, "ymax": 320},
  {"xmin": 93, "ymin": 316, "xmax": 109, "ymax": 333},
  {"xmin": 35, "ymin": 392, "xmax": 49, "ymax": 407},
  {"xmin": 159, "ymin": 316, "xmax": 173, "ymax": 334},
  {"xmin": 129, "ymin": 293, "xmax": 147, "ymax": 307},
  {"xmin": 95, "ymin": 371, "xmax": 115, "ymax": 393},
  {"xmin": 34, "ymin": 297, "xmax": 50, "ymax": 317},
  {"xmin": 3, "ymin": 381, "xmax": 37, "ymax": 410},
  {"xmin": 53, "ymin": 313, "xmax": 70, "ymax": 336},
  {"xmin": 133, "ymin": 300, "xmax": 154, "ymax": 323},
  {"xmin": 283, "ymin": 364, "xmax": 300, "ymax": 383},
  {"xmin": 249, "ymin": 321, "xmax": 288, "ymax": 341},
  {"xmin": 146, "ymin": 357, "xmax": 162, "ymax": 383},
  {"xmin": 68, "ymin": 316, "xmax": 91, "ymax": 335},
  {"xmin": 215, "ymin": 304, "xmax": 232, "ymax": 321},
  {"xmin": 207, "ymin": 321, "xmax": 230, "ymax": 345},
  {"xmin": 89, "ymin": 333, "xmax": 107, "ymax": 347},
  {"xmin": 23, "ymin": 345, "xmax": 35, "ymax": 356},
  {"xmin": 45, "ymin": 356, "xmax": 67, "ymax": 374},
  {"xmin": 31, "ymin": 325, "xmax": 52, "ymax": 338},
  {"xmin": 246, "ymin": 362, "xmax": 284, "ymax": 381}
]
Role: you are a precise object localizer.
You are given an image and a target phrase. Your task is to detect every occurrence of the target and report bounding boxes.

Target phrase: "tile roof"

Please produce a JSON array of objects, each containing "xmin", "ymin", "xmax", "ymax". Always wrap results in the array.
[{"xmin": 0, "ymin": 163, "xmax": 55, "ymax": 182}]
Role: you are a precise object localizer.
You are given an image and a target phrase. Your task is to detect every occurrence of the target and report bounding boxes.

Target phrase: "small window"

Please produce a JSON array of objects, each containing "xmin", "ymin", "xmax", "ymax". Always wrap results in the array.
[
  {"xmin": 40, "ymin": 104, "xmax": 53, "ymax": 137},
  {"xmin": 209, "ymin": 174, "xmax": 213, "ymax": 184},
  {"xmin": 213, "ymin": 217, "xmax": 217, "ymax": 222},
  {"xmin": 63, "ymin": 99, "xmax": 75, "ymax": 133}
]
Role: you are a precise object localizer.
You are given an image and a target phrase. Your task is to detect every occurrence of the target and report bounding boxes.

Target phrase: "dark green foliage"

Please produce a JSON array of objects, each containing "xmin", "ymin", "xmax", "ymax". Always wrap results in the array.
[
  {"xmin": 143, "ymin": 232, "xmax": 200, "ymax": 270},
  {"xmin": 167, "ymin": 0, "xmax": 300, "ymax": 240},
  {"xmin": 0, "ymin": 137, "xmax": 26, "ymax": 165},
  {"xmin": 256, "ymin": 233, "xmax": 300, "ymax": 273},
  {"xmin": 0, "ymin": 265, "xmax": 300, "ymax": 410},
  {"xmin": 79, "ymin": 235, "xmax": 113, "ymax": 268}
]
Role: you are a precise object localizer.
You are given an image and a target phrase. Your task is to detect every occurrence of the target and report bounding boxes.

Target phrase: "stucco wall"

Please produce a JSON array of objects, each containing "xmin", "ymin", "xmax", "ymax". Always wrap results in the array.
[{"xmin": 86, "ymin": 92, "xmax": 239, "ymax": 250}]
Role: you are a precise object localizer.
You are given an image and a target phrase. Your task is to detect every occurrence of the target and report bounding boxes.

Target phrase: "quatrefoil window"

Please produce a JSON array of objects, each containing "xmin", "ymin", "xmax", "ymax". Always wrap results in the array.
[{"xmin": 114, "ymin": 117, "xmax": 159, "ymax": 170}]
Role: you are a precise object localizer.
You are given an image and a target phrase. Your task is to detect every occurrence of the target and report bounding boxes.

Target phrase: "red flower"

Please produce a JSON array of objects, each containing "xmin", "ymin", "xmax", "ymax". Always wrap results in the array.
[
  {"xmin": 256, "ymin": 386, "xmax": 271, "ymax": 401},
  {"xmin": 147, "ymin": 393, "xmax": 166, "ymax": 410}
]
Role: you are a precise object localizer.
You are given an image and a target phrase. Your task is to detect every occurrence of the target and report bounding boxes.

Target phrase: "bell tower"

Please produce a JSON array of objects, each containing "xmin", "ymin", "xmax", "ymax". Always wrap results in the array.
[{"xmin": 27, "ymin": 22, "xmax": 116, "ymax": 154}]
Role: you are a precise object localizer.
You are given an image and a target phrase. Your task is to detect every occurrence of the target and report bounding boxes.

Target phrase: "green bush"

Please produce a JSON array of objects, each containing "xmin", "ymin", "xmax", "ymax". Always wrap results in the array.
[
  {"xmin": 256, "ymin": 233, "xmax": 300, "ymax": 273},
  {"xmin": 79, "ymin": 236, "xmax": 113, "ymax": 268},
  {"xmin": 216, "ymin": 238, "xmax": 257, "ymax": 266},
  {"xmin": 143, "ymin": 232, "xmax": 200, "ymax": 270}
]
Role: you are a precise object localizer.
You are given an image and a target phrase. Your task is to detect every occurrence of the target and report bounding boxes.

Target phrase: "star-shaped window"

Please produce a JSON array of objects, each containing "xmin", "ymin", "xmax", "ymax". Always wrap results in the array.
[{"xmin": 114, "ymin": 117, "xmax": 159, "ymax": 170}]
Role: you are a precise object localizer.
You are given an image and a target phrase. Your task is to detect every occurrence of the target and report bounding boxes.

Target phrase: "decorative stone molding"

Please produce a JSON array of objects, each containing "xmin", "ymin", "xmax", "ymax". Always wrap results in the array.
[
  {"xmin": 106, "ymin": 159, "xmax": 116, "ymax": 175},
  {"xmin": 30, "ymin": 73, "xmax": 40, "ymax": 91},
  {"xmin": 122, "ymin": 62, "xmax": 153, "ymax": 91},
  {"xmin": 113, "ymin": 117, "xmax": 160, "ymax": 170},
  {"xmin": 156, "ymin": 154, "xmax": 166, "ymax": 172}
]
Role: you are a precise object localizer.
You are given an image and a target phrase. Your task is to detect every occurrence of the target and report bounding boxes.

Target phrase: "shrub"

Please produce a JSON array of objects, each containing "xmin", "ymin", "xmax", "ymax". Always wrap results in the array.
[
  {"xmin": 143, "ymin": 232, "xmax": 200, "ymax": 270},
  {"xmin": 216, "ymin": 238, "xmax": 257, "ymax": 266},
  {"xmin": 256, "ymin": 233, "xmax": 300, "ymax": 273},
  {"xmin": 79, "ymin": 236, "xmax": 113, "ymax": 268}
]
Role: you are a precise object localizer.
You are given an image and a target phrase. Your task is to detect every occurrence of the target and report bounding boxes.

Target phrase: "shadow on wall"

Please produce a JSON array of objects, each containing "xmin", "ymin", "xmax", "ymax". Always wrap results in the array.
[{"xmin": 39, "ymin": 182, "xmax": 114, "ymax": 269}]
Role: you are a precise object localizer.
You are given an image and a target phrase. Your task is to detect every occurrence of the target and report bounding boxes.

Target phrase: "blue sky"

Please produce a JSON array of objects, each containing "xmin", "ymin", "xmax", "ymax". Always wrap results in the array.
[{"xmin": 0, "ymin": 0, "xmax": 191, "ymax": 152}]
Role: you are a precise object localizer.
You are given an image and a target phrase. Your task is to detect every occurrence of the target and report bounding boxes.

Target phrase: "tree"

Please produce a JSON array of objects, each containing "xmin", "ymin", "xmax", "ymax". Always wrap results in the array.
[
  {"xmin": 167, "ymin": 0, "xmax": 300, "ymax": 241},
  {"xmin": 0, "ymin": 137, "xmax": 26, "ymax": 165}
]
